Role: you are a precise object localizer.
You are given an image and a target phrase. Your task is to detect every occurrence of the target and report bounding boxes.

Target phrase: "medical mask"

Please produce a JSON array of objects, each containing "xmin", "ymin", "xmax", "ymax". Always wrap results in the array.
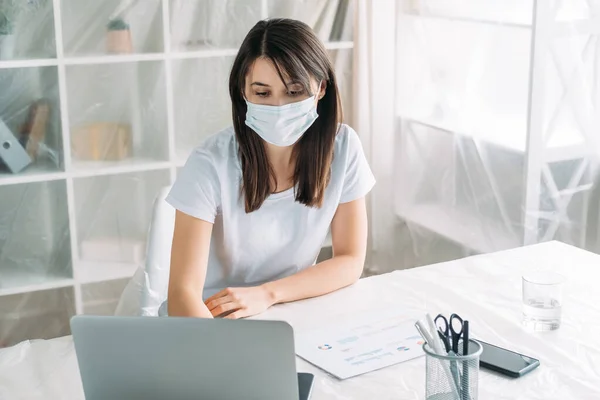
[{"xmin": 245, "ymin": 95, "xmax": 319, "ymax": 147}]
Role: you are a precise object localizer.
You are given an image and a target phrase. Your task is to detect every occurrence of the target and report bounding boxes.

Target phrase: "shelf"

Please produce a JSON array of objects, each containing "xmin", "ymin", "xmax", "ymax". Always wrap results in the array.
[
  {"xmin": 0, "ymin": 286, "xmax": 75, "ymax": 347},
  {"xmin": 61, "ymin": 0, "xmax": 164, "ymax": 57},
  {"xmin": 65, "ymin": 53, "xmax": 165, "ymax": 66},
  {"xmin": 402, "ymin": 116, "xmax": 526, "ymax": 153},
  {"xmin": 397, "ymin": 203, "xmax": 521, "ymax": 254},
  {"xmin": 70, "ymin": 158, "xmax": 171, "ymax": 178},
  {"xmin": 77, "ymin": 260, "xmax": 139, "ymax": 284},
  {"xmin": 0, "ymin": 180, "xmax": 72, "ymax": 295},
  {"xmin": 173, "ymin": 43, "xmax": 348, "ymax": 57},
  {"xmin": 0, "ymin": 66, "xmax": 64, "ymax": 179},
  {"xmin": 0, "ymin": 160, "xmax": 176, "ymax": 185},
  {"xmin": 171, "ymin": 48, "xmax": 239, "ymax": 59},
  {"xmin": 401, "ymin": 116, "xmax": 587, "ymax": 160},
  {"xmin": 66, "ymin": 61, "xmax": 169, "ymax": 163},
  {"xmin": 0, "ymin": 42, "xmax": 355, "ymax": 70},
  {"xmin": 0, "ymin": 274, "xmax": 74, "ymax": 297},
  {"xmin": 0, "ymin": 0, "xmax": 357, "ymax": 346},
  {"xmin": 73, "ymin": 170, "xmax": 170, "ymax": 270},
  {"xmin": 0, "ymin": 59, "xmax": 59, "ymax": 69},
  {"xmin": 0, "ymin": 166, "xmax": 66, "ymax": 187}
]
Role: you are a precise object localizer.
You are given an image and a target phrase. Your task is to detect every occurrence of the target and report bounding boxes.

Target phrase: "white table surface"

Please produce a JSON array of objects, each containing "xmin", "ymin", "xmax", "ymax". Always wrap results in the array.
[{"xmin": 1, "ymin": 241, "xmax": 599, "ymax": 399}]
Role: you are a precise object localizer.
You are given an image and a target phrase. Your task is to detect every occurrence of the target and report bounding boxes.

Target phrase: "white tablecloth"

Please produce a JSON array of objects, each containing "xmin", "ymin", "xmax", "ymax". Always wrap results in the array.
[{"xmin": 1, "ymin": 241, "xmax": 599, "ymax": 399}]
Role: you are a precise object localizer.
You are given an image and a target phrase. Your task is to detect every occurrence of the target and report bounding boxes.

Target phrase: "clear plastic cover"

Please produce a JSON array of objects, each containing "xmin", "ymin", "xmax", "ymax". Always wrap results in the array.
[
  {"xmin": 61, "ymin": 0, "xmax": 164, "ymax": 56},
  {"xmin": 0, "ymin": 0, "xmax": 354, "ymax": 348},
  {"xmin": 170, "ymin": 0, "xmax": 262, "ymax": 50},
  {"xmin": 367, "ymin": 0, "xmax": 600, "ymax": 274},
  {"xmin": 172, "ymin": 55, "xmax": 234, "ymax": 162},
  {"xmin": 0, "ymin": 0, "xmax": 56, "ymax": 60}
]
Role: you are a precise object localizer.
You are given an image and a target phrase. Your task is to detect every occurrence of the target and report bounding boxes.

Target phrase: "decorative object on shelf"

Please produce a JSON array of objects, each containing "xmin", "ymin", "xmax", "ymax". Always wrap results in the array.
[
  {"xmin": 81, "ymin": 237, "xmax": 145, "ymax": 264},
  {"xmin": 406, "ymin": 0, "xmax": 421, "ymax": 14},
  {"xmin": 106, "ymin": 17, "xmax": 133, "ymax": 54},
  {"xmin": 0, "ymin": 0, "xmax": 18, "ymax": 60},
  {"xmin": 71, "ymin": 122, "xmax": 132, "ymax": 161},
  {"xmin": 0, "ymin": 116, "xmax": 31, "ymax": 173},
  {"xmin": 19, "ymin": 99, "xmax": 50, "ymax": 160}
]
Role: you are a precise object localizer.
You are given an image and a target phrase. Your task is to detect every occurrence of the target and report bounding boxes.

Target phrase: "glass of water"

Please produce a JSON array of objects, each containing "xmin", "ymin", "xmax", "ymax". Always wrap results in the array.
[{"xmin": 522, "ymin": 272, "xmax": 566, "ymax": 331}]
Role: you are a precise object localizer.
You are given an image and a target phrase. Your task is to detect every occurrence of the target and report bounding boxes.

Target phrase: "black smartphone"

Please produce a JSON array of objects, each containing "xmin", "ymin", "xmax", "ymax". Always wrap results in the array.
[
  {"xmin": 298, "ymin": 372, "xmax": 315, "ymax": 400},
  {"xmin": 478, "ymin": 340, "xmax": 540, "ymax": 378}
]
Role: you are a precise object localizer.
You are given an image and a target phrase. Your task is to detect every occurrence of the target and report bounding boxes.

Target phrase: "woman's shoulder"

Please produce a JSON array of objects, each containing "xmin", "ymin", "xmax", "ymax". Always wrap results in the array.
[
  {"xmin": 196, "ymin": 126, "xmax": 236, "ymax": 156},
  {"xmin": 334, "ymin": 123, "xmax": 364, "ymax": 157},
  {"xmin": 186, "ymin": 126, "xmax": 238, "ymax": 167}
]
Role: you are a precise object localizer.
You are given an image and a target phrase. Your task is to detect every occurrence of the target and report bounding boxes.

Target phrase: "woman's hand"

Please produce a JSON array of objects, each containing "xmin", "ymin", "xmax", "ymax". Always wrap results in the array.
[{"xmin": 204, "ymin": 286, "xmax": 275, "ymax": 319}]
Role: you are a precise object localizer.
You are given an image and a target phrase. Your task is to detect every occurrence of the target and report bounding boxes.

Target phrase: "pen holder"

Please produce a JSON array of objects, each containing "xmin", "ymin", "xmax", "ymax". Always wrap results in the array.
[{"xmin": 423, "ymin": 339, "xmax": 482, "ymax": 400}]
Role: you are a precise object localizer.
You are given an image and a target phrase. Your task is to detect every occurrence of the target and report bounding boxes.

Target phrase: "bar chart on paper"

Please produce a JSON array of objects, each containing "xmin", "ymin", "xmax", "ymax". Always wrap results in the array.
[{"xmin": 295, "ymin": 310, "xmax": 424, "ymax": 379}]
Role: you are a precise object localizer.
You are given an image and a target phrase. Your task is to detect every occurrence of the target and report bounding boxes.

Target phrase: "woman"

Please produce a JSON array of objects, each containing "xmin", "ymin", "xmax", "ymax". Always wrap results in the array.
[{"xmin": 164, "ymin": 18, "xmax": 375, "ymax": 319}]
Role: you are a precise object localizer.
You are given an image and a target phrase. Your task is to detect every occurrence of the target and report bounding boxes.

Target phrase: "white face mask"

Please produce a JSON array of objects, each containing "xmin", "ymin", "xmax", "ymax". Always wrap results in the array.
[{"xmin": 245, "ymin": 95, "xmax": 319, "ymax": 147}]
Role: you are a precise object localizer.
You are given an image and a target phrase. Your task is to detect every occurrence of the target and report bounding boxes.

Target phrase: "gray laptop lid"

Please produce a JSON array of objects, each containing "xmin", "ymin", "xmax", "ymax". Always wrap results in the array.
[{"xmin": 71, "ymin": 316, "xmax": 300, "ymax": 400}]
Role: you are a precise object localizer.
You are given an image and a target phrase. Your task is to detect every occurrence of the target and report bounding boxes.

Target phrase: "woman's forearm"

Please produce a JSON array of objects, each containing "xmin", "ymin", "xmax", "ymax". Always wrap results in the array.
[
  {"xmin": 168, "ymin": 288, "xmax": 214, "ymax": 318},
  {"xmin": 262, "ymin": 255, "xmax": 363, "ymax": 305}
]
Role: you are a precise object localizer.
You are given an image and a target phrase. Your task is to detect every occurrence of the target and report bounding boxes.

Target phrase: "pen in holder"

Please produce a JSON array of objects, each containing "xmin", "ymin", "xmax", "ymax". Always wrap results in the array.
[{"xmin": 423, "ymin": 339, "xmax": 482, "ymax": 400}]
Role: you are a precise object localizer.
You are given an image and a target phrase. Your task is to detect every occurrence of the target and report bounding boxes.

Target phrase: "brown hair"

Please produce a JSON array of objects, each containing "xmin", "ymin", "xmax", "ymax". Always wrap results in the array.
[{"xmin": 229, "ymin": 18, "xmax": 342, "ymax": 213}]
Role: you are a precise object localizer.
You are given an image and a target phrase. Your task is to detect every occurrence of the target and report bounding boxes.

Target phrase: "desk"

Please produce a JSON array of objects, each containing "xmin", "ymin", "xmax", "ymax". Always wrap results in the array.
[{"xmin": 1, "ymin": 241, "xmax": 599, "ymax": 399}]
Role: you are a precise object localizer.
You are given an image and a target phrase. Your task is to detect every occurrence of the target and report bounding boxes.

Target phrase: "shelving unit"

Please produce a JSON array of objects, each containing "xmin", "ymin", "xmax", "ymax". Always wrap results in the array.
[
  {"xmin": 0, "ymin": 0, "xmax": 355, "ymax": 347},
  {"xmin": 394, "ymin": 0, "xmax": 598, "ymax": 260}
]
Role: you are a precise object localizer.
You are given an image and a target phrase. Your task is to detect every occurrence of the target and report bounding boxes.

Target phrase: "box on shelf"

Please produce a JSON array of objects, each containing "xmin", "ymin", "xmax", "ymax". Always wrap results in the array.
[
  {"xmin": 80, "ymin": 237, "xmax": 145, "ymax": 263},
  {"xmin": 71, "ymin": 122, "xmax": 132, "ymax": 161}
]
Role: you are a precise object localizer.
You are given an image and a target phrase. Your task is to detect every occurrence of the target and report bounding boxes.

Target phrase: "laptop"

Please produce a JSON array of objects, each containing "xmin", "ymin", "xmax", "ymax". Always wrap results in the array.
[{"xmin": 70, "ymin": 316, "xmax": 314, "ymax": 400}]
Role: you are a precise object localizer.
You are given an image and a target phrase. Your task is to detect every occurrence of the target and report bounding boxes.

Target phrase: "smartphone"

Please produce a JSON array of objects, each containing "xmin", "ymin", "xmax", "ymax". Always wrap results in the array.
[
  {"xmin": 478, "ymin": 340, "xmax": 540, "ymax": 378},
  {"xmin": 298, "ymin": 372, "xmax": 315, "ymax": 400}
]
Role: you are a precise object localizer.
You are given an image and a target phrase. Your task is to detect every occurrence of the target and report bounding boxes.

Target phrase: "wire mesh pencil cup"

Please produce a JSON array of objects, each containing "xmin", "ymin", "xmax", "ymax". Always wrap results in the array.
[{"xmin": 423, "ymin": 339, "xmax": 482, "ymax": 400}]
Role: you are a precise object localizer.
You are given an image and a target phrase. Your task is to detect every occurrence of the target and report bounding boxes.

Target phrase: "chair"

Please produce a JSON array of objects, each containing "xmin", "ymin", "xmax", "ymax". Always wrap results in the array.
[{"xmin": 115, "ymin": 186, "xmax": 175, "ymax": 316}]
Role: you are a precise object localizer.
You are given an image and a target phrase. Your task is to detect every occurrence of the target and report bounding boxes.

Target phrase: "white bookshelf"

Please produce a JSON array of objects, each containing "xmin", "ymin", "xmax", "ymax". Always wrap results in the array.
[
  {"xmin": 0, "ymin": 0, "xmax": 354, "ymax": 346},
  {"xmin": 394, "ymin": 0, "xmax": 597, "ymax": 258}
]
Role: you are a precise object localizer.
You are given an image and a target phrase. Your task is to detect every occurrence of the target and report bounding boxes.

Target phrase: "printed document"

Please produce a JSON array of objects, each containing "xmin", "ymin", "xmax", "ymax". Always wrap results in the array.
[{"xmin": 295, "ymin": 310, "xmax": 424, "ymax": 379}]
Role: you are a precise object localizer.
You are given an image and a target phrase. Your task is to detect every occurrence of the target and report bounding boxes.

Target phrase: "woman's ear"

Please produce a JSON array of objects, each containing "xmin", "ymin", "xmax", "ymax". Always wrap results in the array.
[{"xmin": 317, "ymin": 80, "xmax": 326, "ymax": 100}]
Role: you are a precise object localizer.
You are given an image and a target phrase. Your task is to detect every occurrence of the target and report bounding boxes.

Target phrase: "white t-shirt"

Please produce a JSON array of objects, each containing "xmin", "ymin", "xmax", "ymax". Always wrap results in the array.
[{"xmin": 165, "ymin": 124, "xmax": 375, "ymax": 301}]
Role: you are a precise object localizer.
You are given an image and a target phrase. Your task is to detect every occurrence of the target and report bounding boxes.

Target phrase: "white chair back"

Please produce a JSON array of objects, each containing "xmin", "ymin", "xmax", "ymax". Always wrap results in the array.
[{"xmin": 115, "ymin": 186, "xmax": 175, "ymax": 316}]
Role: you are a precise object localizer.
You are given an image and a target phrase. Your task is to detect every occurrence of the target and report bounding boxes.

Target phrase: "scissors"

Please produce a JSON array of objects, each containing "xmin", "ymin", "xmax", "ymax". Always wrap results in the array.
[{"xmin": 434, "ymin": 313, "xmax": 464, "ymax": 354}]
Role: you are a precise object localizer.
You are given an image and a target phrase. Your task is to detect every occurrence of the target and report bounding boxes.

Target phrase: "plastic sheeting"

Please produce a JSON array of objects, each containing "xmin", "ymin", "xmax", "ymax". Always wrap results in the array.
[
  {"xmin": 367, "ymin": 0, "xmax": 600, "ymax": 274},
  {"xmin": 0, "ymin": 0, "xmax": 354, "ymax": 347},
  {"xmin": 2, "ymin": 241, "xmax": 600, "ymax": 399}
]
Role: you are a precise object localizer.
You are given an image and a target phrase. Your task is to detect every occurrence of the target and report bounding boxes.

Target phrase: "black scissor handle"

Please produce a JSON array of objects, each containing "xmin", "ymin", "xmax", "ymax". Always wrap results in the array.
[
  {"xmin": 434, "ymin": 314, "xmax": 449, "ymax": 335},
  {"xmin": 449, "ymin": 313, "xmax": 464, "ymax": 336},
  {"xmin": 449, "ymin": 314, "xmax": 464, "ymax": 353}
]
